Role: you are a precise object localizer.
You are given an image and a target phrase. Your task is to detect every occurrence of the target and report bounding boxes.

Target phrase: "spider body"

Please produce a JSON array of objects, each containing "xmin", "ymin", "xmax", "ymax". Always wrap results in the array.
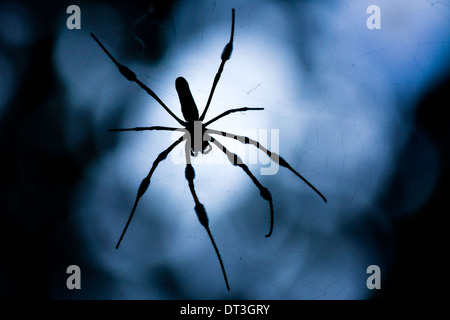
[
  {"xmin": 184, "ymin": 119, "xmax": 211, "ymax": 156},
  {"xmin": 90, "ymin": 8, "xmax": 326, "ymax": 292}
]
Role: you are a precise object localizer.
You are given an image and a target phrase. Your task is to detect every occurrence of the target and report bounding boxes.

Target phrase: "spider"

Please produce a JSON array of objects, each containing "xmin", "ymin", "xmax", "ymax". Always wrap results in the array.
[{"xmin": 90, "ymin": 8, "xmax": 326, "ymax": 291}]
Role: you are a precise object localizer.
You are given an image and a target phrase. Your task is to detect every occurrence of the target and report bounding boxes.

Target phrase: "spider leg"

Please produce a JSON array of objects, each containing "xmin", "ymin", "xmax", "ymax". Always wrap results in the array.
[
  {"xmin": 184, "ymin": 141, "xmax": 230, "ymax": 291},
  {"xmin": 204, "ymin": 107, "xmax": 264, "ymax": 126},
  {"xmin": 90, "ymin": 33, "xmax": 187, "ymax": 127},
  {"xmin": 115, "ymin": 135, "xmax": 186, "ymax": 249},
  {"xmin": 109, "ymin": 126, "xmax": 182, "ymax": 132},
  {"xmin": 208, "ymin": 136, "xmax": 274, "ymax": 238},
  {"xmin": 208, "ymin": 129, "xmax": 327, "ymax": 203},
  {"xmin": 199, "ymin": 8, "xmax": 235, "ymax": 121}
]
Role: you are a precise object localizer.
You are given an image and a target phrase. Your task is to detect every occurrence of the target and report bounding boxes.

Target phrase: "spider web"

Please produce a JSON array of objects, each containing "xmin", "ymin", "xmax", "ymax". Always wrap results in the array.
[{"xmin": 53, "ymin": 0, "xmax": 450, "ymax": 299}]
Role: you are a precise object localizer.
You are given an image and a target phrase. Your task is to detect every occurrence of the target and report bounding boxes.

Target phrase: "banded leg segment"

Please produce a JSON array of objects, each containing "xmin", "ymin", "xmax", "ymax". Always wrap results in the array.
[
  {"xmin": 90, "ymin": 33, "xmax": 187, "ymax": 127},
  {"xmin": 204, "ymin": 107, "xmax": 264, "ymax": 126},
  {"xmin": 184, "ymin": 142, "xmax": 230, "ymax": 291},
  {"xmin": 116, "ymin": 135, "xmax": 186, "ymax": 249},
  {"xmin": 109, "ymin": 126, "xmax": 183, "ymax": 132},
  {"xmin": 208, "ymin": 129, "xmax": 327, "ymax": 203},
  {"xmin": 199, "ymin": 9, "xmax": 235, "ymax": 121},
  {"xmin": 208, "ymin": 136, "xmax": 274, "ymax": 237}
]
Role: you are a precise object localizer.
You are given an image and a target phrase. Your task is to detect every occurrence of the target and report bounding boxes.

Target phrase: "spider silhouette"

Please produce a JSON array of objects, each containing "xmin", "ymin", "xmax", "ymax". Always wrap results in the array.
[{"xmin": 90, "ymin": 8, "xmax": 326, "ymax": 291}]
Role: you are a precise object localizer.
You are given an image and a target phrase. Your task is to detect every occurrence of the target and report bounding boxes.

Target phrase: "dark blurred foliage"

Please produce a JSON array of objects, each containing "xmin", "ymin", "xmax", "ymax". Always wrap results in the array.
[
  {"xmin": 0, "ymin": 0, "xmax": 179, "ymax": 299},
  {"xmin": 372, "ymin": 73, "xmax": 450, "ymax": 299}
]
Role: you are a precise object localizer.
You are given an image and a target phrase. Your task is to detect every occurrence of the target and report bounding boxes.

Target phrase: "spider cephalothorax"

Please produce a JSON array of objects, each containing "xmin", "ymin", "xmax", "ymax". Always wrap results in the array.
[
  {"xmin": 91, "ymin": 8, "xmax": 326, "ymax": 291},
  {"xmin": 183, "ymin": 120, "xmax": 212, "ymax": 156}
]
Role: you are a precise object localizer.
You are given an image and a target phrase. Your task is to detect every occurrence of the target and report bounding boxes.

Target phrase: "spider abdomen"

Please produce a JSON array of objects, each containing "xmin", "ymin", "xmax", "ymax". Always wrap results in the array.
[{"xmin": 176, "ymin": 77, "xmax": 199, "ymax": 122}]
